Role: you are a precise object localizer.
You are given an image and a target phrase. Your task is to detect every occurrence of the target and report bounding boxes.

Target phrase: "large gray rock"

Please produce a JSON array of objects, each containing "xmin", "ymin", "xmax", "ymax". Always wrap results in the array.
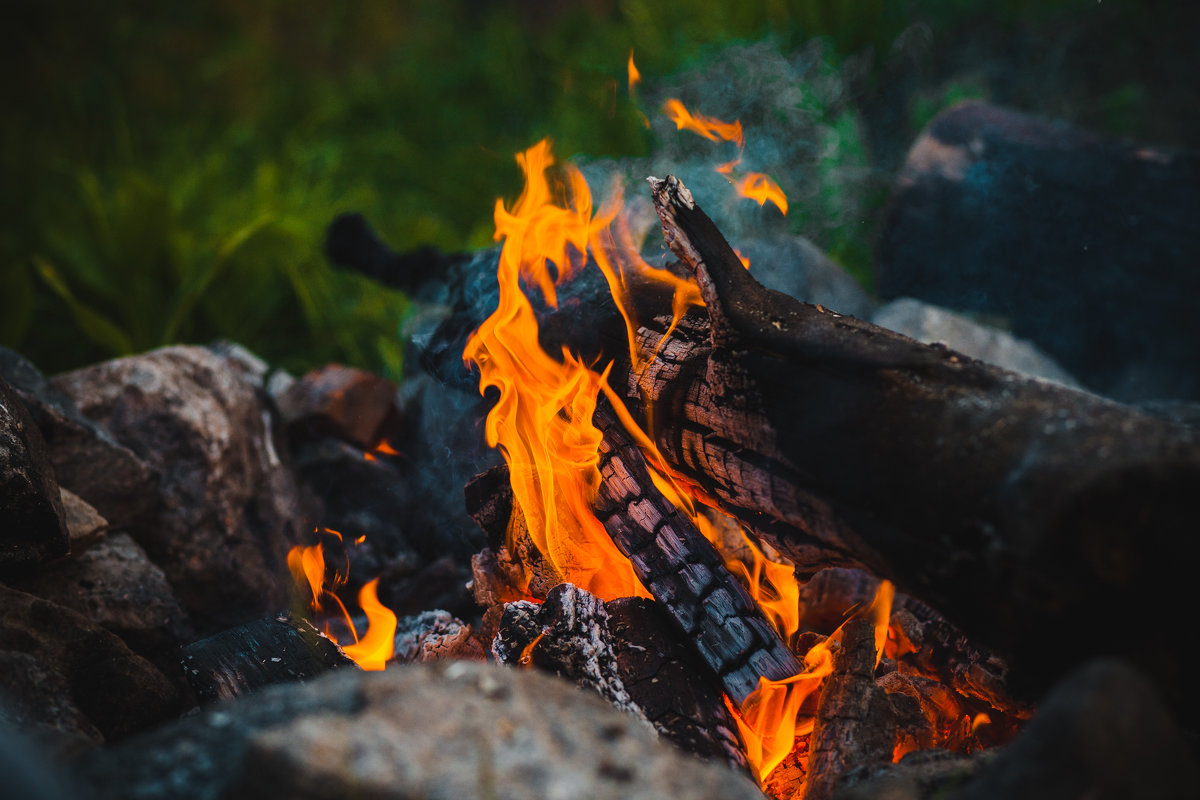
[
  {"xmin": 52, "ymin": 346, "xmax": 310, "ymax": 632},
  {"xmin": 74, "ymin": 661, "xmax": 764, "ymax": 800},
  {"xmin": 0, "ymin": 584, "xmax": 179, "ymax": 746},
  {"xmin": 872, "ymin": 298, "xmax": 1081, "ymax": 387},
  {"xmin": 0, "ymin": 347, "xmax": 158, "ymax": 529},
  {"xmin": 0, "ymin": 377, "xmax": 69, "ymax": 570}
]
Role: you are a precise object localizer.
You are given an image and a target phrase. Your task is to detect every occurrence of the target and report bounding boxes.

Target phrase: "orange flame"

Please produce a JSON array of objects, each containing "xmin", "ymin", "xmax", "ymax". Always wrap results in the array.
[
  {"xmin": 731, "ymin": 580, "xmax": 895, "ymax": 783},
  {"xmin": 463, "ymin": 139, "xmax": 647, "ymax": 600},
  {"xmin": 627, "ymin": 50, "xmax": 641, "ymax": 94},
  {"xmin": 662, "ymin": 98, "xmax": 787, "ymax": 216},
  {"xmin": 286, "ymin": 535, "xmax": 396, "ymax": 670},
  {"xmin": 732, "ymin": 172, "xmax": 789, "ymax": 215},
  {"xmin": 339, "ymin": 578, "xmax": 397, "ymax": 671}
]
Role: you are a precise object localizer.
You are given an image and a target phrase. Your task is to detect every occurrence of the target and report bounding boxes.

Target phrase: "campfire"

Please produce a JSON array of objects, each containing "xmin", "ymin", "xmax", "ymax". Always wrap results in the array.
[{"xmin": 2, "ymin": 58, "xmax": 1199, "ymax": 800}]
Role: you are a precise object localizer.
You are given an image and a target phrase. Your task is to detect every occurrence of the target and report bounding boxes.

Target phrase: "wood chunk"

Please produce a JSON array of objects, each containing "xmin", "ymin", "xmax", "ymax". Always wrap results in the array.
[
  {"xmin": 592, "ymin": 404, "xmax": 802, "ymax": 705},
  {"xmin": 492, "ymin": 583, "xmax": 643, "ymax": 720},
  {"xmin": 606, "ymin": 596, "xmax": 749, "ymax": 772},
  {"xmin": 392, "ymin": 610, "xmax": 485, "ymax": 664},
  {"xmin": 464, "ymin": 464, "xmax": 562, "ymax": 598},
  {"xmin": 179, "ymin": 614, "xmax": 354, "ymax": 704},
  {"xmin": 804, "ymin": 617, "xmax": 896, "ymax": 800}
]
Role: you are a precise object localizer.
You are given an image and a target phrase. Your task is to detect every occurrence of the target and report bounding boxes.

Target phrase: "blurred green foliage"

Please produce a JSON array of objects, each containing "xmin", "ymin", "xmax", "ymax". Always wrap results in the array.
[{"xmin": 0, "ymin": 0, "xmax": 1177, "ymax": 378}]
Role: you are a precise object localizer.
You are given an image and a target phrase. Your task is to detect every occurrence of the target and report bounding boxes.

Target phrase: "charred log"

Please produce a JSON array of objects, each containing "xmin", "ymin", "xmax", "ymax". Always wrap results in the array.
[
  {"xmin": 645, "ymin": 174, "xmax": 1200, "ymax": 710},
  {"xmin": 592, "ymin": 403, "xmax": 802, "ymax": 705},
  {"xmin": 179, "ymin": 614, "xmax": 354, "ymax": 703},
  {"xmin": 804, "ymin": 617, "xmax": 896, "ymax": 800}
]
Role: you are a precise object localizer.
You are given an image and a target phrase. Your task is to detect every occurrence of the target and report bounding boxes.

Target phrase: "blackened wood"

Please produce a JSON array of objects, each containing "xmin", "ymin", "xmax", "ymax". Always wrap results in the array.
[
  {"xmin": 492, "ymin": 583, "xmax": 642, "ymax": 718},
  {"xmin": 606, "ymin": 596, "xmax": 750, "ymax": 772},
  {"xmin": 875, "ymin": 102, "xmax": 1200, "ymax": 402},
  {"xmin": 592, "ymin": 403, "xmax": 802, "ymax": 705},
  {"xmin": 179, "ymin": 614, "xmax": 354, "ymax": 703},
  {"xmin": 804, "ymin": 617, "xmax": 896, "ymax": 800},
  {"xmin": 464, "ymin": 464, "xmax": 562, "ymax": 598},
  {"xmin": 646, "ymin": 173, "xmax": 1200, "ymax": 710}
]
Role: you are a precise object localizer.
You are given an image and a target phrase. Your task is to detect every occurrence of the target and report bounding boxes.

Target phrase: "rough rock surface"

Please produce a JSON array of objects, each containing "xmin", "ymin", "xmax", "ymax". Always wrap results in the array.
[
  {"xmin": 72, "ymin": 661, "xmax": 765, "ymax": 800},
  {"xmin": 52, "ymin": 346, "xmax": 310, "ymax": 631},
  {"xmin": 0, "ymin": 347, "xmax": 158, "ymax": 528},
  {"xmin": 275, "ymin": 362, "xmax": 399, "ymax": 449},
  {"xmin": 14, "ymin": 533, "xmax": 194, "ymax": 661},
  {"xmin": 872, "ymin": 298, "xmax": 1080, "ymax": 388},
  {"xmin": 0, "ymin": 377, "xmax": 69, "ymax": 570},
  {"xmin": 0, "ymin": 584, "xmax": 179, "ymax": 745},
  {"xmin": 57, "ymin": 488, "xmax": 108, "ymax": 553},
  {"xmin": 946, "ymin": 660, "xmax": 1198, "ymax": 800}
]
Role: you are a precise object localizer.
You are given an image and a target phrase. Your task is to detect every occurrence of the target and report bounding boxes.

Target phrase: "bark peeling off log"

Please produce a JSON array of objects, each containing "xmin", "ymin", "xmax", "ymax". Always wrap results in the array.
[
  {"xmin": 647, "ymin": 173, "xmax": 1200, "ymax": 708},
  {"xmin": 592, "ymin": 404, "xmax": 802, "ymax": 705}
]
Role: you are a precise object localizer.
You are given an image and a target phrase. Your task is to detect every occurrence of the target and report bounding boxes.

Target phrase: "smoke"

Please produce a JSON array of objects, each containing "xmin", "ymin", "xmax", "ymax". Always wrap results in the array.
[{"xmin": 579, "ymin": 39, "xmax": 880, "ymax": 264}]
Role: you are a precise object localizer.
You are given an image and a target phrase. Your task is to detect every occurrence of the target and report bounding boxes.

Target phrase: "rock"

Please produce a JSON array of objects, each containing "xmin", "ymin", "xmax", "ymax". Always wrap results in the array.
[
  {"xmin": 945, "ymin": 659, "xmax": 1198, "ymax": 800},
  {"xmin": 275, "ymin": 363, "xmax": 399, "ymax": 449},
  {"xmin": 0, "ymin": 715, "xmax": 84, "ymax": 799},
  {"xmin": 0, "ymin": 347, "xmax": 158, "ymax": 529},
  {"xmin": 872, "ymin": 298, "xmax": 1080, "ymax": 387},
  {"xmin": 0, "ymin": 377, "xmax": 69, "ymax": 570},
  {"xmin": 875, "ymin": 102, "xmax": 1200, "ymax": 402},
  {"xmin": 73, "ymin": 662, "xmax": 764, "ymax": 800},
  {"xmin": 0, "ymin": 584, "xmax": 179, "ymax": 744},
  {"xmin": 738, "ymin": 234, "xmax": 875, "ymax": 319},
  {"xmin": 14, "ymin": 533, "xmax": 194, "ymax": 661},
  {"xmin": 57, "ymin": 488, "xmax": 108, "ymax": 553},
  {"xmin": 52, "ymin": 346, "xmax": 311, "ymax": 632}
]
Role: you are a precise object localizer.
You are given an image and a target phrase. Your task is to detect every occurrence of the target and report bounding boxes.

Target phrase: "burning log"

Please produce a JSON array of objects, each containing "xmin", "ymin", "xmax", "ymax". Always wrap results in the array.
[
  {"xmin": 804, "ymin": 617, "xmax": 896, "ymax": 800},
  {"xmin": 591, "ymin": 403, "xmax": 802, "ymax": 705},
  {"xmin": 179, "ymin": 614, "xmax": 354, "ymax": 703},
  {"xmin": 643, "ymin": 174, "xmax": 1200, "ymax": 709},
  {"xmin": 492, "ymin": 583, "xmax": 751, "ymax": 771}
]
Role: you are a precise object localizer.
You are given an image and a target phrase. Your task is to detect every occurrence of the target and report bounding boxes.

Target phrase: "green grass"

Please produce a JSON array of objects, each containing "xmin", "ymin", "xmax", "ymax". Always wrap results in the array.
[{"xmin": 0, "ymin": 0, "xmax": 1165, "ymax": 379}]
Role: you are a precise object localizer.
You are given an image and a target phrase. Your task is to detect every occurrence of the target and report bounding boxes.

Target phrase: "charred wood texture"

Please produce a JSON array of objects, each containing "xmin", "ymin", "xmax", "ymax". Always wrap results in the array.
[
  {"xmin": 592, "ymin": 404, "xmax": 802, "ymax": 705},
  {"xmin": 179, "ymin": 614, "xmax": 354, "ymax": 703},
  {"xmin": 645, "ymin": 174, "xmax": 1200, "ymax": 710},
  {"xmin": 492, "ymin": 584, "xmax": 749, "ymax": 771},
  {"xmin": 804, "ymin": 617, "xmax": 896, "ymax": 800}
]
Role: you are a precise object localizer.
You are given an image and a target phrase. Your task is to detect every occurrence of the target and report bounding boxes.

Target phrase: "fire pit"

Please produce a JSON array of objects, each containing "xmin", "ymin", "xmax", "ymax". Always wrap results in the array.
[{"xmin": 2, "ymin": 53, "xmax": 1199, "ymax": 800}]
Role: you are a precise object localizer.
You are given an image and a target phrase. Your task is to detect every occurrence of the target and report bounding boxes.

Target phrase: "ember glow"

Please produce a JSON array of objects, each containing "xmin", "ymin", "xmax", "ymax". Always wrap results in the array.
[{"xmin": 286, "ymin": 530, "xmax": 396, "ymax": 670}]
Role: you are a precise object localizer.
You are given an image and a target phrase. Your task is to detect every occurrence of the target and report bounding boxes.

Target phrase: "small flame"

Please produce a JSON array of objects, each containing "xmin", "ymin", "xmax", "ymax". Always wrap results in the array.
[
  {"xmin": 732, "ymin": 173, "xmax": 789, "ymax": 215},
  {"xmin": 627, "ymin": 50, "xmax": 641, "ymax": 94},
  {"xmin": 662, "ymin": 98, "xmax": 787, "ymax": 215},
  {"xmin": 339, "ymin": 578, "xmax": 397, "ymax": 671},
  {"xmin": 286, "ymin": 536, "xmax": 396, "ymax": 670}
]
